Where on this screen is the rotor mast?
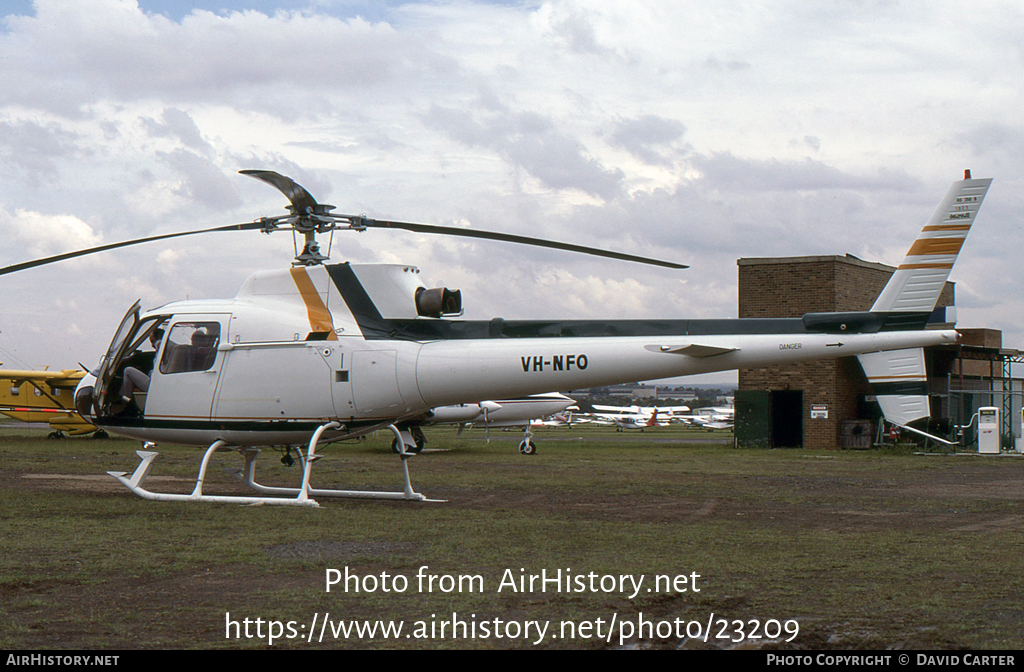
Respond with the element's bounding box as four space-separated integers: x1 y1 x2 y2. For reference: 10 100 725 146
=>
240 169 338 266
289 202 337 266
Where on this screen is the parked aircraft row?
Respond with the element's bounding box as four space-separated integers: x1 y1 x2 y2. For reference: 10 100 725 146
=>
584 403 734 430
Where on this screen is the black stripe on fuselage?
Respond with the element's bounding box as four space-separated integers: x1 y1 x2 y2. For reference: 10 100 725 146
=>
326 264 932 341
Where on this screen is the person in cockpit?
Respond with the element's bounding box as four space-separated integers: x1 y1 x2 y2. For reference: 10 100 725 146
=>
119 328 164 404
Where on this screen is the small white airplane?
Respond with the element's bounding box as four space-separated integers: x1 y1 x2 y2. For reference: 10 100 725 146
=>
613 409 665 431
424 392 576 454
586 405 667 430
684 413 733 430
678 406 734 430
593 403 691 416
530 409 583 427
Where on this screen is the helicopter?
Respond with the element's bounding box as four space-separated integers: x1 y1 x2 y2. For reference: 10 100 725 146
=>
0 169 991 506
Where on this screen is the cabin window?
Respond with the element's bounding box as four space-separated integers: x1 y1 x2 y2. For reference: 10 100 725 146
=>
159 322 221 374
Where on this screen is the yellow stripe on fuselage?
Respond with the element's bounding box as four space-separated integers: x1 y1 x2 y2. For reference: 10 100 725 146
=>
289 268 339 340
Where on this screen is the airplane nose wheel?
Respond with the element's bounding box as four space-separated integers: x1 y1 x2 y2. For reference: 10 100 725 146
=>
518 424 537 455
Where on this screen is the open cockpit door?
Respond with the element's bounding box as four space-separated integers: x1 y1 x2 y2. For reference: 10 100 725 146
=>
94 300 141 416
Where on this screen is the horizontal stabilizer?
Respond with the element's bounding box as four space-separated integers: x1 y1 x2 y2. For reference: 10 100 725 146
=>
646 344 739 358
858 348 929 425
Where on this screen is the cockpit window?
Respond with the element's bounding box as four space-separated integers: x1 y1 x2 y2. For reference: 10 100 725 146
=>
159 322 221 374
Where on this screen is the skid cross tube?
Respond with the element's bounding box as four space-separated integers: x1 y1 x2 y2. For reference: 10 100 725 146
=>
107 423 337 506
108 422 443 504
108 440 316 506
232 424 443 502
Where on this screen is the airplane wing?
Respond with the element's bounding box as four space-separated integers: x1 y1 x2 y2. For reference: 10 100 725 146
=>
592 404 642 414
589 411 634 420
652 405 691 413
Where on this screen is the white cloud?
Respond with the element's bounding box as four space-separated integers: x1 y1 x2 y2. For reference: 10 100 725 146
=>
0 0 1021 370
0 206 103 259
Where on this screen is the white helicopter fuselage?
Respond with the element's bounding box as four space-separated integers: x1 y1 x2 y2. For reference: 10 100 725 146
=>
77 260 954 449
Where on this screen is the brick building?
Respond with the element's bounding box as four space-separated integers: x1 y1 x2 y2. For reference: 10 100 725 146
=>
735 254 954 450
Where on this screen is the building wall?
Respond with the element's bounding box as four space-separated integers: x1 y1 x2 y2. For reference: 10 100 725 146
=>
956 329 1003 378
737 255 953 449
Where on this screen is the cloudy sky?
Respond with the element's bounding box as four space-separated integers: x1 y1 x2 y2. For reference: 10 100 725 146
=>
0 0 1022 386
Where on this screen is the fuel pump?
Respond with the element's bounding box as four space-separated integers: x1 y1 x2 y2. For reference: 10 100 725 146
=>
977 406 1000 454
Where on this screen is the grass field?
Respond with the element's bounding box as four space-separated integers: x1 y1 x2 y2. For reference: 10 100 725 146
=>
1 422 1022 650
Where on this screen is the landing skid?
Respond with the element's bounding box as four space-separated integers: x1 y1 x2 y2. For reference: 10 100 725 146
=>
107 423 444 506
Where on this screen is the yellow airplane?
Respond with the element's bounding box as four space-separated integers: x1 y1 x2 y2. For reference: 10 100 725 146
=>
0 366 101 438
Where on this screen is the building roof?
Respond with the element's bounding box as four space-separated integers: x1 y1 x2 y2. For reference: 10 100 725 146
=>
737 253 895 274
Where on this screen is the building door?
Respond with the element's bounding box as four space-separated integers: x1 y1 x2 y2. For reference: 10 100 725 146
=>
735 390 771 449
771 390 804 448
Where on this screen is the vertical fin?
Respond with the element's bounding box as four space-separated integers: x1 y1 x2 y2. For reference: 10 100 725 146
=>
871 174 991 313
861 173 990 427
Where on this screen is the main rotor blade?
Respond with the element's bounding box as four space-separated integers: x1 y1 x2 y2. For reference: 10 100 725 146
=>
360 219 688 269
240 169 319 213
0 221 266 277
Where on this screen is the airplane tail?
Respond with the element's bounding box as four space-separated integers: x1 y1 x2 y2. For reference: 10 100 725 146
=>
859 171 991 427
